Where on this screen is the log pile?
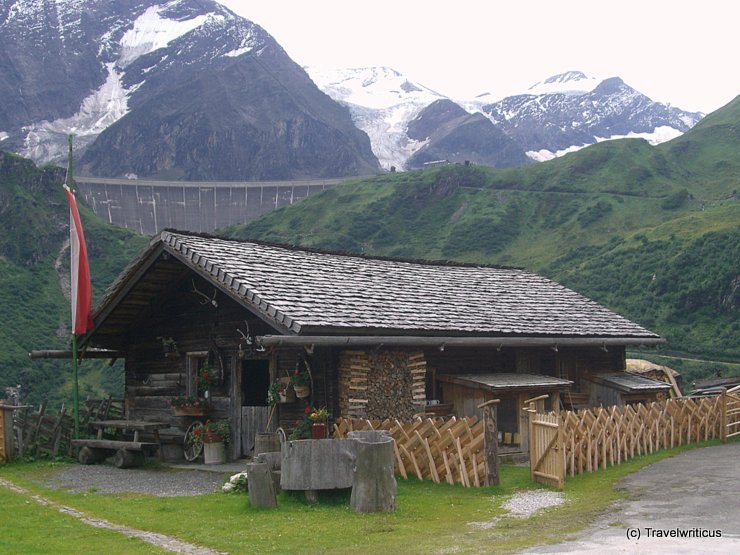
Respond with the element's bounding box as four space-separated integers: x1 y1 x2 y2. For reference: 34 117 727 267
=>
338 350 427 420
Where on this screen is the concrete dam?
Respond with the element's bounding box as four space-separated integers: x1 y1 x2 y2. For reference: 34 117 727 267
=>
74 176 344 236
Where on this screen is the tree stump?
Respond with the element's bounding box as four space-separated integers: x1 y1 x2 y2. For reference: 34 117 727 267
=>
78 446 108 465
247 462 277 508
112 448 144 469
347 431 396 513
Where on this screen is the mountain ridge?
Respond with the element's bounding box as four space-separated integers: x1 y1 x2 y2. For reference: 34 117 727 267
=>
0 0 380 179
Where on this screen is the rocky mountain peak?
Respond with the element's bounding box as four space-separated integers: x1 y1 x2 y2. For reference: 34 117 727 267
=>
0 0 380 179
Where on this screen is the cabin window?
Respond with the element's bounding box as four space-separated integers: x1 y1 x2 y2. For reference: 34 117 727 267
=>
186 352 209 397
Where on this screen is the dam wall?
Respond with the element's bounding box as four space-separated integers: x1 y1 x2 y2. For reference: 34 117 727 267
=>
74 176 342 236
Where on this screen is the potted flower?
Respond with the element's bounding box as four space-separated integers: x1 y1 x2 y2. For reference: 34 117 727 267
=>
308 406 330 439
190 419 230 464
267 378 295 404
195 365 218 397
291 367 310 399
288 412 313 440
168 396 212 416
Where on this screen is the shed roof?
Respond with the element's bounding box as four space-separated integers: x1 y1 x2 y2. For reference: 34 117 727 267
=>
437 373 573 392
89 231 661 343
592 373 673 393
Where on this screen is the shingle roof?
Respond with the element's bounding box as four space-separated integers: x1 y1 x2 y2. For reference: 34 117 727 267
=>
158 231 659 339
595 373 673 392
437 373 573 391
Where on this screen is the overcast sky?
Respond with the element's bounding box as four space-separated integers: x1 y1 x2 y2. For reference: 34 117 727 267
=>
220 0 739 114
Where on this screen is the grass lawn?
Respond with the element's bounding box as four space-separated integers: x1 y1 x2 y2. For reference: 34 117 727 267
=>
0 441 720 554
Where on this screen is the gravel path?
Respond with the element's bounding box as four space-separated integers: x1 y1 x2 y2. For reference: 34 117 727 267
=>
468 490 565 530
41 464 231 497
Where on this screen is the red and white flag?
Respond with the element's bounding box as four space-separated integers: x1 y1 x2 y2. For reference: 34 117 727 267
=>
64 185 94 335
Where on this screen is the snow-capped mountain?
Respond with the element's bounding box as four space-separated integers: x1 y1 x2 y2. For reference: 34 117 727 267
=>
477 73 704 161
0 0 379 179
310 67 703 169
308 66 445 170
525 70 600 96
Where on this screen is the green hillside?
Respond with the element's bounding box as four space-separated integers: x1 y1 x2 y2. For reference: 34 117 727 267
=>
2 97 738 405
0 151 149 406
230 97 740 369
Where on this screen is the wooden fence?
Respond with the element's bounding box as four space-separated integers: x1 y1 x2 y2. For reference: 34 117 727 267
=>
0 398 123 461
528 391 740 489
334 416 487 487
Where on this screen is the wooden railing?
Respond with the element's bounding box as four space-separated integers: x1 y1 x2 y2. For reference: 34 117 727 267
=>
0 397 123 462
334 416 486 487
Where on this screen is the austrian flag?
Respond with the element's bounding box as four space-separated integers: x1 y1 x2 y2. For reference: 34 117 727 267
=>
64 185 94 335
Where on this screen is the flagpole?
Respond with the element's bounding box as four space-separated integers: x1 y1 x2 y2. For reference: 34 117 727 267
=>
66 135 81 440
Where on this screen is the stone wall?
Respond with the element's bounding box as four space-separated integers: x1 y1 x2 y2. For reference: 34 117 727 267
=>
338 349 426 419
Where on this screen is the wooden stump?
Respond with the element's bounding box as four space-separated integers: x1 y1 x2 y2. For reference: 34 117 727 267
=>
78 446 108 465
347 431 396 513
247 462 277 508
256 451 282 491
112 449 145 469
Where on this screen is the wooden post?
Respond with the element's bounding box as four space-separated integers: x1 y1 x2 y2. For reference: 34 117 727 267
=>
477 399 500 487
247 462 278 508
720 390 728 443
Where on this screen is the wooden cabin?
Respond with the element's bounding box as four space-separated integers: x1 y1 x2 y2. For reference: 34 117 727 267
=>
81 231 666 460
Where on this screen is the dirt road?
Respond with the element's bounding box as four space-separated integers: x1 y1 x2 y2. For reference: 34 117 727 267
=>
524 442 740 554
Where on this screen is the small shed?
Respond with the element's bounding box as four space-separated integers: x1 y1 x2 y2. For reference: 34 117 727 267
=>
436 373 572 451
586 373 672 406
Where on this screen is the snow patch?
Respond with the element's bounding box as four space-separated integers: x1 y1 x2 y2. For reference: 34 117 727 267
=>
21 63 135 163
527 71 601 96
527 125 684 162
0 132 8 142
223 46 252 57
526 144 589 162
118 5 212 67
594 125 683 145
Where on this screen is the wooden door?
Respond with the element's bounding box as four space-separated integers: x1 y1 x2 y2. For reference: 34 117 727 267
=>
240 359 272 456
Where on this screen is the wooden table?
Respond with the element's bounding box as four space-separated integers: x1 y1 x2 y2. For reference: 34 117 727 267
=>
72 420 168 468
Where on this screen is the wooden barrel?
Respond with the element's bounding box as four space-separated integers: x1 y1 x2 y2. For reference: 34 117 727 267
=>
254 432 281 455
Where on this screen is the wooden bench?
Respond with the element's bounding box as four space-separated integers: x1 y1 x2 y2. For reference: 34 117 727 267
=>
72 438 159 468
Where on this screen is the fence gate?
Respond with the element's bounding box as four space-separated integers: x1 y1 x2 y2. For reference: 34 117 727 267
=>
725 386 740 440
529 411 564 489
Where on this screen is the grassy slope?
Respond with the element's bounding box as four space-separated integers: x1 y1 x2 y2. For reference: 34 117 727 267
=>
231 97 740 365
0 151 149 406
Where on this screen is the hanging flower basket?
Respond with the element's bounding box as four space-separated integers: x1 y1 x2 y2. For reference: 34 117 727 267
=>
293 384 310 399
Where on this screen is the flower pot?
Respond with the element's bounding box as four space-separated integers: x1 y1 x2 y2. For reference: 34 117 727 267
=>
311 422 327 439
174 406 207 416
293 384 310 399
203 440 225 464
